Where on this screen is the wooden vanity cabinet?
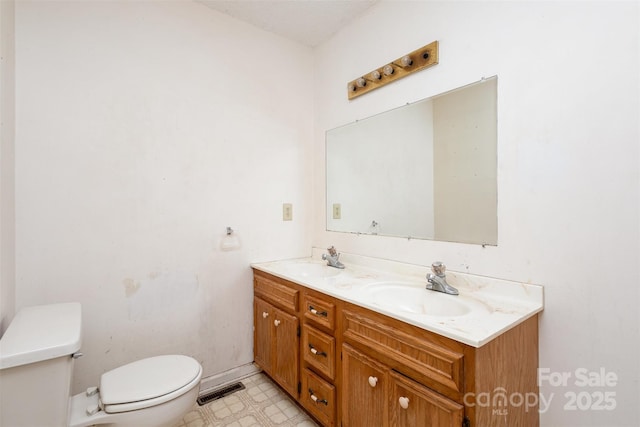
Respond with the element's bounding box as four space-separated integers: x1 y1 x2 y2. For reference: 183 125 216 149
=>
253 269 540 427
253 297 299 397
342 339 463 427
254 271 339 426
253 275 300 398
340 302 539 427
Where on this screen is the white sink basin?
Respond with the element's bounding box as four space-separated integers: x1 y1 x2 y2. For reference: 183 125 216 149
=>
365 282 475 317
284 263 343 279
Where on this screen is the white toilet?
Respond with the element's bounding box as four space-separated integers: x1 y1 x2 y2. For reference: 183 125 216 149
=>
0 302 202 427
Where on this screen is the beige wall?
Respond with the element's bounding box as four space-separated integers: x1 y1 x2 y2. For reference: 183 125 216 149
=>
313 2 639 426
14 0 314 393
0 0 16 335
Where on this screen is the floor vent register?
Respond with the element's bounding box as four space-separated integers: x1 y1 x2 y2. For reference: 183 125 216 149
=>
196 382 246 406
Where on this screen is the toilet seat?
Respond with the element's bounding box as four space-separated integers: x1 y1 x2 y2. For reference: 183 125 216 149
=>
99 355 202 414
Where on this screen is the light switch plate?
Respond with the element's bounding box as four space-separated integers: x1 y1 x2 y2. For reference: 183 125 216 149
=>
332 203 341 219
283 203 293 221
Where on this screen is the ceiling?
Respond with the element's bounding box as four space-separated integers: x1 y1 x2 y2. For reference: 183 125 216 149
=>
196 0 379 47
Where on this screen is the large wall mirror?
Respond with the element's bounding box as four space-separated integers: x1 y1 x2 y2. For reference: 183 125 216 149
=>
326 76 497 246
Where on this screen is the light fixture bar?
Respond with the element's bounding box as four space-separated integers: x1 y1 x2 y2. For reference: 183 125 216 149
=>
347 40 439 100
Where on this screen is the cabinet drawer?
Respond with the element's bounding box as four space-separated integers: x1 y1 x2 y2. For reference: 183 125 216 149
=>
303 294 336 330
342 309 464 398
301 368 336 427
254 274 299 313
302 325 336 380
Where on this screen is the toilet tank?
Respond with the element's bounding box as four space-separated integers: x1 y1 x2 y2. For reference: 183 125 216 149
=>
0 302 82 427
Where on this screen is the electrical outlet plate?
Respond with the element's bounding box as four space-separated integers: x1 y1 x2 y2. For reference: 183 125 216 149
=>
283 203 293 221
332 203 341 219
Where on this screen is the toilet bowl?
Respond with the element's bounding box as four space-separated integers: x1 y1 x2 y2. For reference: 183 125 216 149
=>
69 354 202 427
0 303 202 427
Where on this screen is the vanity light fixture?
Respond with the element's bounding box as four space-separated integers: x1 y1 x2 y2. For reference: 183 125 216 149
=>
347 40 439 100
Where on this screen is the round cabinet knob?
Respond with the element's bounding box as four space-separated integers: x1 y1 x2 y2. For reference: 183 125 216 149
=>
399 396 410 409
274 319 281 327
262 312 269 319
368 376 378 387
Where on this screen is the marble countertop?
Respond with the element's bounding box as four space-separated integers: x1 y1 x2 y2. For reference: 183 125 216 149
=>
251 249 543 348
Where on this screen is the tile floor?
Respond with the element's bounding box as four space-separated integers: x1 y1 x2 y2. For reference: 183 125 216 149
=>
175 373 319 427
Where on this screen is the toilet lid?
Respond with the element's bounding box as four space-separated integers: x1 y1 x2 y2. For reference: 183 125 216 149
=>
100 355 201 410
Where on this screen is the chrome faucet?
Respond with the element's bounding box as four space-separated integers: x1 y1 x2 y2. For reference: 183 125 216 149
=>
426 262 458 295
322 246 345 269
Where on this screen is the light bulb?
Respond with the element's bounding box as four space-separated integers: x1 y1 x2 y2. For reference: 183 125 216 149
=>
348 82 356 92
400 55 413 67
370 70 381 80
356 77 366 88
383 64 394 76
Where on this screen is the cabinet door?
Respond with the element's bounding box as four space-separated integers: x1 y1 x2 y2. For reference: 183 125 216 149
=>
272 306 299 397
342 344 388 427
389 370 463 427
254 298 272 373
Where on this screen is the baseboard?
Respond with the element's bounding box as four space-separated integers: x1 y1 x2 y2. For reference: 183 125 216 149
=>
198 362 262 395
